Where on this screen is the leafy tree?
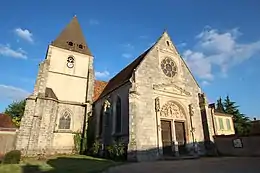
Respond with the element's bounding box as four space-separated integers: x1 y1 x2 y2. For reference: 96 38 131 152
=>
223 96 251 135
216 97 225 113
4 100 26 127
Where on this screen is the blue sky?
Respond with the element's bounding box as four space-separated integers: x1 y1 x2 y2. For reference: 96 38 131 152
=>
0 0 260 119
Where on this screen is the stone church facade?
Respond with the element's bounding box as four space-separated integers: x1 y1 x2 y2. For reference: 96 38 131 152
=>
16 17 232 161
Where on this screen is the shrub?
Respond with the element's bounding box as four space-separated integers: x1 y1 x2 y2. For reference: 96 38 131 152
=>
91 140 101 156
106 140 126 161
2 150 21 164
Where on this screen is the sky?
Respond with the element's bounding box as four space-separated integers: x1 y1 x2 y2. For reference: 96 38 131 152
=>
0 0 260 119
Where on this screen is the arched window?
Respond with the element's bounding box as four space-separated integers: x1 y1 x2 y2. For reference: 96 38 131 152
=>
115 96 122 133
59 111 71 129
99 106 104 136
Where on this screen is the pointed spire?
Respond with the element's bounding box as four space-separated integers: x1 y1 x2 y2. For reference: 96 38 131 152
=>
51 16 92 56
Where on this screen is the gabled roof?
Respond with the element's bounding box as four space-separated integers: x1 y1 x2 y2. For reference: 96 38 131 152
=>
98 47 152 99
51 16 92 56
93 80 108 102
0 113 17 129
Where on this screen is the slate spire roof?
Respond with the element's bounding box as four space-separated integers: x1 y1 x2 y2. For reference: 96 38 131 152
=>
51 16 92 56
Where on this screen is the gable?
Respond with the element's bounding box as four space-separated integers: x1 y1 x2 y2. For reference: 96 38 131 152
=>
155 31 200 88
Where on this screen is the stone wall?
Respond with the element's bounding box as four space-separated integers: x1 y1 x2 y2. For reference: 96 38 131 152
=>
0 131 17 155
214 135 260 156
93 82 131 146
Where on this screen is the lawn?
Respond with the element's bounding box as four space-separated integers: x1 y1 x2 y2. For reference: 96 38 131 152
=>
0 154 122 173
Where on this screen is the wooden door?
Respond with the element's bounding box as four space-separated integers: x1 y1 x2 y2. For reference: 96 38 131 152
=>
175 121 187 155
161 120 173 156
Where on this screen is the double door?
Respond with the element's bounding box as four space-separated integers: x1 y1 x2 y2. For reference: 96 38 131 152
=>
161 120 186 156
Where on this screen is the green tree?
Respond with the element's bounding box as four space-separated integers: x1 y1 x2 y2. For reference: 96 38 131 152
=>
4 100 26 127
216 97 225 113
223 96 251 135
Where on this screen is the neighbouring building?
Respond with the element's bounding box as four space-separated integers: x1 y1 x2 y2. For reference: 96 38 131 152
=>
250 118 260 135
16 16 234 161
208 104 235 136
0 114 18 155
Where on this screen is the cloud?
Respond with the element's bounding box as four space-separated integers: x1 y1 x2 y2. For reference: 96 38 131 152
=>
177 42 187 47
122 53 132 59
0 84 29 101
0 44 27 59
14 28 34 43
139 35 149 39
122 43 134 50
149 42 155 47
183 26 260 81
201 80 210 86
95 70 110 78
89 19 100 25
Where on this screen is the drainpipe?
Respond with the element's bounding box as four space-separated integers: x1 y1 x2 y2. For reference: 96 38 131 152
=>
81 65 91 154
155 97 160 157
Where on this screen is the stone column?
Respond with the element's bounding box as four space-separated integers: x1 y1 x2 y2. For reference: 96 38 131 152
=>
127 91 138 161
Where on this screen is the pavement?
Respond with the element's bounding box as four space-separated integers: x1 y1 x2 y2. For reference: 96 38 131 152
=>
104 157 260 173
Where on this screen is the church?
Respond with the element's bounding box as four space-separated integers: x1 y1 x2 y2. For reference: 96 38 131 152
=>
16 17 235 161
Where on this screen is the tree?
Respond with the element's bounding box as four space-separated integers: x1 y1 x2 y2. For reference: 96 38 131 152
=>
4 100 26 127
223 96 251 135
216 97 225 113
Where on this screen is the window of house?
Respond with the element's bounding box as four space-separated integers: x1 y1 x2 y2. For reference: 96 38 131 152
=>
166 41 170 46
99 107 104 136
115 96 122 133
58 111 71 129
226 119 231 130
218 118 224 130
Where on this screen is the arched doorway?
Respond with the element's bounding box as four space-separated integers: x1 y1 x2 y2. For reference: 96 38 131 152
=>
160 101 187 156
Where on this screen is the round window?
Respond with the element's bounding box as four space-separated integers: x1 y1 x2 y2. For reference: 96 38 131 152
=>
160 57 177 77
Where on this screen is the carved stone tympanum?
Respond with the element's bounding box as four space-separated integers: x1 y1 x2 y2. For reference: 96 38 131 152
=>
160 101 185 119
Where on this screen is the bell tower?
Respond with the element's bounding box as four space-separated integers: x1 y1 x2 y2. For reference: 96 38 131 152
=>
16 16 94 155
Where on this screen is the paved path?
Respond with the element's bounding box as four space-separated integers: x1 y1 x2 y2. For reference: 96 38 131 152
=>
105 157 260 173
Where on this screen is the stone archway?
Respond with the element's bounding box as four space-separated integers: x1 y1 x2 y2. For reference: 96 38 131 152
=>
160 101 188 155
160 101 186 119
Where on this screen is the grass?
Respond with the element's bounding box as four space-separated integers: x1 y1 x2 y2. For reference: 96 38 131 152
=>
0 154 123 173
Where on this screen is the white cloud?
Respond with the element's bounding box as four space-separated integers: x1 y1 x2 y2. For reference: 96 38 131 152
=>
149 42 155 47
183 26 260 81
0 44 27 59
122 53 132 59
122 43 134 50
201 81 210 86
177 42 187 47
0 84 29 101
139 35 149 39
14 28 34 43
95 70 110 78
89 19 99 25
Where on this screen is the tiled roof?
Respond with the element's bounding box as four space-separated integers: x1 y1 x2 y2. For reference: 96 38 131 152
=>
0 113 17 129
93 80 108 102
98 47 152 99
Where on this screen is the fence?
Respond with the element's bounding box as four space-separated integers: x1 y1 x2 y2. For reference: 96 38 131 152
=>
214 134 260 156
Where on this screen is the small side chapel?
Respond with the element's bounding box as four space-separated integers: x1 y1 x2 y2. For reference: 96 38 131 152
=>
15 16 232 162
